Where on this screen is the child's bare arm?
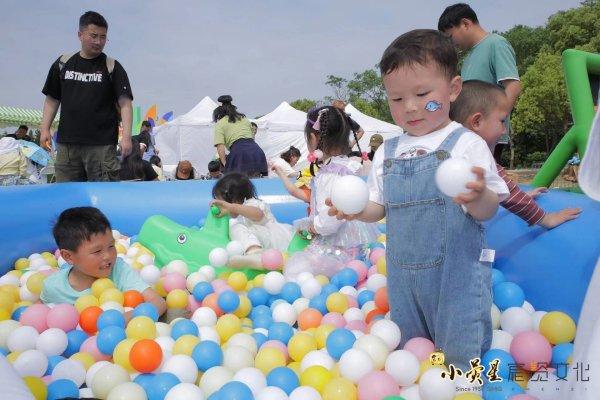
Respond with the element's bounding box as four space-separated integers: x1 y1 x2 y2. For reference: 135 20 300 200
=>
212 199 265 222
326 199 386 223
273 166 309 202
454 167 499 221
538 208 581 229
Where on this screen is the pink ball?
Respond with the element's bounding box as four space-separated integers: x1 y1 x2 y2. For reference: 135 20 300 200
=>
162 272 187 293
39 269 55 277
186 295 201 313
345 320 368 333
261 340 289 361
369 248 385 264
510 395 539 400
367 266 378 277
322 312 346 328
20 304 50 333
358 371 399 400
510 331 552 372
211 279 228 291
403 337 435 362
47 304 80 332
54 249 61 258
42 375 53 385
347 260 368 282
345 295 358 309
261 249 284 270
357 282 367 290
80 336 111 361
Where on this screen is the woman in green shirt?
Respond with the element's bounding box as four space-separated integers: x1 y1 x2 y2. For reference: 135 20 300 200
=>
213 95 268 178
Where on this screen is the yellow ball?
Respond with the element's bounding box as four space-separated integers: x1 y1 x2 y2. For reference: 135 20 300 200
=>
154 279 168 297
166 289 189 309
315 275 329 286
228 272 248 292
255 347 286 374
126 316 157 339
288 361 302 376
41 251 54 259
376 257 386 275
14 258 30 270
0 290 15 312
8 270 23 278
253 274 265 287
245 282 254 291
26 273 46 295
454 394 483 400
7 351 20 363
216 314 241 342
300 365 333 393
377 234 386 243
219 271 231 280
173 335 200 356
42 253 59 268
99 288 124 305
241 317 253 327
322 377 357 400
131 261 144 270
75 294 99 312
113 338 138 372
91 278 115 298
326 293 349 314
0 285 20 301
315 324 336 349
241 327 254 335
288 333 318 362
70 352 96 370
234 296 252 318
116 243 127 254
0 309 11 321
539 311 576 344
22 376 47 400
15 301 33 308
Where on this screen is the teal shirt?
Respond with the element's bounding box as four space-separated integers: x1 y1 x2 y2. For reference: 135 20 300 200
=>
40 257 149 304
461 33 519 144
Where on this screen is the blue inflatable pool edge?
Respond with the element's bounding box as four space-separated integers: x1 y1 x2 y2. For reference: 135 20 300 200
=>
0 180 598 322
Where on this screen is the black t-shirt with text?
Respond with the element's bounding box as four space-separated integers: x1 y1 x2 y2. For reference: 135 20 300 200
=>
42 52 133 145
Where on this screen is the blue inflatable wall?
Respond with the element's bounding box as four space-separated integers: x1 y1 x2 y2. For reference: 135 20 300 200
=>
0 181 598 322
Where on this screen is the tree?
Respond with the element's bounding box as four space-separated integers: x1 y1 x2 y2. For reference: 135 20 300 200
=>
289 98 317 112
325 75 349 102
501 25 550 75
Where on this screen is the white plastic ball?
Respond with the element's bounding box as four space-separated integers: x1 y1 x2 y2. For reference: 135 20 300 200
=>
385 350 420 386
291 298 309 315
227 333 258 356
199 265 216 281
256 386 288 400
353 334 389 370
162 354 198 383
453 374 482 395
112 230 122 240
156 322 172 337
400 384 421 400
300 278 322 299
52 358 87 387
127 247 140 258
361 300 376 315
330 175 370 215
13 349 48 377
0 274 20 286
101 301 125 313
107 382 147 400
339 286 358 297
86 361 112 388
28 252 43 261
165 383 205 400
8 325 39 352
155 336 176 353
370 319 401 351
435 157 476 197
91 364 131 399
491 304 501 330
136 254 154 266
522 300 535 314
226 241 245 256
192 307 218 328
254 328 269 336
500 306 533 336
198 327 221 344
296 272 314 285
166 260 189 276
491 329 513 352
35 327 68 356
419 367 456 400
140 265 161 285
338 348 374 383
20 270 36 286
366 274 387 292
223 345 255 372
29 259 47 269
80 388 95 398
199 366 234 396
289 386 321 400
263 271 285 295
233 367 267 396
532 311 547 332
343 307 364 322
272 302 297 326
300 349 335 371
186 271 208 292
208 248 229 268
19 285 39 302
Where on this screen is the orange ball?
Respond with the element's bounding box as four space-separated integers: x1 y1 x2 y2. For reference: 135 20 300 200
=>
202 293 224 317
365 308 386 324
298 308 323 331
129 339 163 373
374 287 389 313
123 290 145 308
79 306 103 334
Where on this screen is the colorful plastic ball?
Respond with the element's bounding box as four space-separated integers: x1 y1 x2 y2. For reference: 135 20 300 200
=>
357 371 399 400
20 303 50 333
232 367 267 396
52 358 87 387
492 268 505 286
191 307 218 328
192 282 215 302
162 354 198 384
510 331 552 372
166 289 189 309
46 303 80 332
112 338 137 372
330 175 369 214
301 365 333 393
226 240 245 257
35 327 68 356
272 302 297 326
209 248 229 268
46 354 66 375
268 321 294 345
86 362 113 391
255 347 287 374
482 349 516 379
48 379 80 400
123 290 145 308
133 302 160 322
217 290 240 313
539 311 576 344
338 348 374 383
493 282 525 311
170 319 198 340
192 340 224 371
70 351 96 370
75 294 100 313
162 273 187 293
23 376 47 400
227 271 248 292
26 272 46 295
325 293 348 314
165 382 205 400
326 328 356 360
267 366 299 395
280 282 301 304
289 386 321 400
172 334 200 356
199 366 234 397
354 334 389 370
82 335 112 362
8 325 39 352
263 271 285 295
126 316 157 339
80 306 103 335
97 309 127 330
500 307 533 336
297 308 323 331
141 265 161 285
385 349 420 386
97 326 127 355
91 278 116 298
144 372 181 400
552 342 574 366
64 329 89 357
322 377 358 400
14 257 30 270
219 381 254 400
262 249 284 270
223 345 254 372
370 319 401 351
99 288 125 305
248 287 269 307
13 349 48 377
418 367 456 399
288 332 318 362
106 382 147 400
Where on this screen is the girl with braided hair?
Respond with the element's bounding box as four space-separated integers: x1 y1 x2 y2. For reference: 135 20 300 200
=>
283 106 379 280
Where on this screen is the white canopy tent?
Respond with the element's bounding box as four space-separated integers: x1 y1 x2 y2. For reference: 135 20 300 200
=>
344 104 403 152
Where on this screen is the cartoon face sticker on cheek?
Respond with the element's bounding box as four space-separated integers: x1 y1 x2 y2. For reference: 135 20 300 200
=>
425 101 443 112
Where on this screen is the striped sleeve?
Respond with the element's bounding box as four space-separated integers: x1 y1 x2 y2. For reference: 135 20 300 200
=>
497 164 545 225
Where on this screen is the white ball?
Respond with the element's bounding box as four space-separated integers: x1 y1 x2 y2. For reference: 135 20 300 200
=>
361 300 376 316
453 374 482 395
198 326 221 344
491 329 513 352
199 366 233 396
19 285 39 302
8 325 39 352
292 298 309 314
289 386 321 400
435 157 476 197
227 333 258 356
199 265 216 281
370 319 401 351
28 252 43 261
366 274 387 292
162 354 198 383
330 175 369 215
272 302 297 326
112 230 122 240
186 271 208 292
400 384 421 400
80 388 95 398
256 386 289 400
295 272 314 285
223 345 255 372
339 286 358 297
522 300 535 314
532 311 547 332
385 350 420 386
300 278 322 299
353 334 389 370
20 270 36 286
165 383 205 400
36 327 68 356
13 349 48 377
491 304 501 330
156 322 172 337
127 247 140 258
500 306 533 336
86 361 112 388
263 271 286 295
418 367 456 400
208 248 229 268
226 240 245 256
343 308 364 322
140 265 161 285
107 382 147 400
0 273 20 286
192 307 218 328
92 364 131 399
155 336 175 353
233 367 267 396
338 348 374 383
166 260 189 276
52 358 87 388
300 350 335 371
102 301 125 313
136 254 154 266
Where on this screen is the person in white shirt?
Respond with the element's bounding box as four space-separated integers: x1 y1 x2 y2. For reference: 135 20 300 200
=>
269 146 301 178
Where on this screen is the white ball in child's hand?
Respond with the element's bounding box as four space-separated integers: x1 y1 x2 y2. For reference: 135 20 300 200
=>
209 248 229 268
330 175 369 215
434 157 477 197
226 241 245 256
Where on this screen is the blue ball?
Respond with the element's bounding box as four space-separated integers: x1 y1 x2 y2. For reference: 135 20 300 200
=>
193 282 214 302
337 268 359 287
321 284 338 297
267 367 300 394
326 328 356 360
218 290 241 313
46 355 66 375
97 309 126 330
253 314 274 330
370 241 385 249
11 306 27 321
267 295 283 307
47 379 79 400
207 391 223 400
63 329 89 357
552 342 574 366
357 290 375 307
251 304 272 318
130 235 138 243
248 287 270 306
268 322 294 345
330 275 341 289
280 282 302 303
219 381 254 400
134 373 156 392
147 373 181 400
482 380 524 400
192 340 223 372
171 319 199 340
252 332 268 348
133 302 159 322
97 326 126 355
482 349 515 380
309 294 328 314
492 268 506 286
377 224 387 234
493 282 525 311
0 348 8 356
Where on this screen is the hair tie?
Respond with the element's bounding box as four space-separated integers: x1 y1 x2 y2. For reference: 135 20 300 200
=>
313 109 328 132
307 149 324 163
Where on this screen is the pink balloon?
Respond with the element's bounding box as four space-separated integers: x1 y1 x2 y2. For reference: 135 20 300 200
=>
510 331 552 372
403 337 435 362
80 336 111 361
322 313 345 328
261 340 289 361
186 295 201 313
162 272 187 293
369 248 386 264
345 320 368 333
510 395 539 400
367 266 378 277
358 371 399 400
347 260 368 282
20 304 50 333
47 304 80 332
261 249 284 270
345 295 358 309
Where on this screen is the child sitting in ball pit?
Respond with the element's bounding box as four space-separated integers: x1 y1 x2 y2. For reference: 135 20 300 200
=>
450 80 581 229
40 207 166 320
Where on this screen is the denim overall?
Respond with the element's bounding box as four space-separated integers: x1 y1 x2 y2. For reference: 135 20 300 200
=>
383 127 492 370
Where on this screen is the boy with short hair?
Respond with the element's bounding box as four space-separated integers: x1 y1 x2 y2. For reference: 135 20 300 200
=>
329 29 509 369
450 79 581 228
41 207 166 319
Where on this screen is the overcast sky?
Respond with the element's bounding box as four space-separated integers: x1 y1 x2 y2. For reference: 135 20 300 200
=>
0 0 582 118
